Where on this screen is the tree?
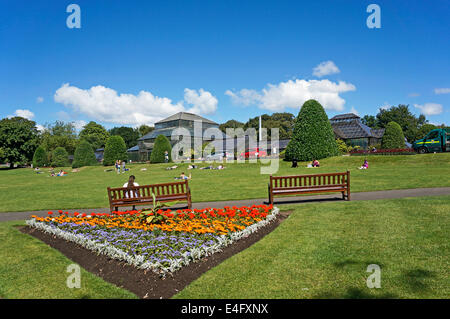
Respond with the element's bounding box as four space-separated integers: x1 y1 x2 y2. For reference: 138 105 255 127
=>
72 140 97 168
137 124 154 137
51 147 69 167
103 135 128 166
0 116 40 166
361 115 378 128
33 146 48 167
376 104 427 142
285 99 339 161
79 121 110 150
381 121 405 149
40 121 78 155
150 135 172 163
109 126 140 149
219 120 245 133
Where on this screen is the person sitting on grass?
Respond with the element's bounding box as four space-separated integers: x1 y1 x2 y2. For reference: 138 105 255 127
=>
359 159 369 170
214 164 225 170
34 167 43 174
166 165 178 170
312 159 320 167
187 164 198 169
56 170 67 176
291 159 298 168
175 172 191 180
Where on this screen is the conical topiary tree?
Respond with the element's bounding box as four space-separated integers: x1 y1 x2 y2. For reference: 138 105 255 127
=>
103 135 128 166
33 145 48 167
51 147 69 167
72 140 97 168
150 135 172 163
285 99 339 161
381 121 405 149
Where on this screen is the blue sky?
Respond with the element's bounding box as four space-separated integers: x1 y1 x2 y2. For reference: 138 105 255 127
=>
1 0 449 130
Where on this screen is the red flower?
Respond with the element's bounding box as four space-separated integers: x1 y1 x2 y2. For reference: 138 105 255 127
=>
47 212 53 215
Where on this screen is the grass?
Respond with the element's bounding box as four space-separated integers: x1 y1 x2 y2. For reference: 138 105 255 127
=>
174 196 450 299
0 220 137 299
0 153 449 212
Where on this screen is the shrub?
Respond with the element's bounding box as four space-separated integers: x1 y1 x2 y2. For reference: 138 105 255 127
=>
285 99 339 161
150 135 172 163
32 146 48 167
51 147 69 167
381 121 405 149
72 140 97 168
103 135 128 166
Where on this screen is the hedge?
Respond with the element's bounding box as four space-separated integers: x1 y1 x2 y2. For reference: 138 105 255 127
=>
103 135 128 166
72 140 97 168
32 146 48 167
285 99 339 161
381 121 405 149
150 135 172 163
51 147 69 167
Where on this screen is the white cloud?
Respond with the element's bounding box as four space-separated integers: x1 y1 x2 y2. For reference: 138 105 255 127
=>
183 88 217 115
225 79 356 111
414 103 443 116
36 124 45 132
36 97 44 103
54 84 217 126
408 92 420 97
8 109 35 120
312 61 340 77
434 88 450 94
380 102 390 110
72 120 87 131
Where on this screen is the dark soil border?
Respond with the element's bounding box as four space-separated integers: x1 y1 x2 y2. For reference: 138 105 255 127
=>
19 210 292 299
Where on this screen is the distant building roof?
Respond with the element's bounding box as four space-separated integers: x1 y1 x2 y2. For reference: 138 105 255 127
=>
155 112 218 125
127 145 139 152
371 128 386 139
330 113 360 121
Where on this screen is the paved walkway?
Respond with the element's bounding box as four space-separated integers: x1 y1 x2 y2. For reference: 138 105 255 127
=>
1 187 449 223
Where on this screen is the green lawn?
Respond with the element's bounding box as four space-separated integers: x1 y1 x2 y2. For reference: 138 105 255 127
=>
174 196 450 299
1 153 449 212
0 220 137 299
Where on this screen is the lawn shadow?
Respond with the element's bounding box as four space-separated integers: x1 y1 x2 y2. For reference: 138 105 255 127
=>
400 268 436 292
313 288 398 299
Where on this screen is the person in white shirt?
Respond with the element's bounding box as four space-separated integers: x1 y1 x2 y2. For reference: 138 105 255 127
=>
123 175 139 200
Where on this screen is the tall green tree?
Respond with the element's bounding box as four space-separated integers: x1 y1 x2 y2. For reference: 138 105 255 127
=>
79 121 110 150
103 135 128 166
285 100 339 161
40 121 78 155
109 126 140 148
361 115 378 128
51 147 69 167
381 121 405 149
150 135 172 163
376 104 427 142
72 140 97 168
33 146 48 167
416 123 437 140
0 116 40 166
137 124 154 137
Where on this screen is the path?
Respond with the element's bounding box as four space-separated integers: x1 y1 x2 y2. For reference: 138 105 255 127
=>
1 187 449 222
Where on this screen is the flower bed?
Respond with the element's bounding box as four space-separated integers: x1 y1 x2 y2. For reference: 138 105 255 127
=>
26 205 278 276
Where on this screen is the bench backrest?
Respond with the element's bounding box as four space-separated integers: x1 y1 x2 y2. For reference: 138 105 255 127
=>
270 171 349 189
107 180 190 203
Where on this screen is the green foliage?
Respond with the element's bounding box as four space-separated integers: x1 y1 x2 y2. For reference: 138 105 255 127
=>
109 126 140 149
137 124 154 137
103 135 128 166
361 115 378 128
0 116 40 165
220 113 295 140
285 100 339 161
72 140 97 168
381 121 405 149
150 135 172 163
336 138 359 154
375 104 427 143
51 147 69 167
79 121 110 150
32 146 48 167
40 121 78 155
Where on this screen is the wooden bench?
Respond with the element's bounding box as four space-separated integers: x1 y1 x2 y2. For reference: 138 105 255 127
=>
107 180 192 212
268 171 350 205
